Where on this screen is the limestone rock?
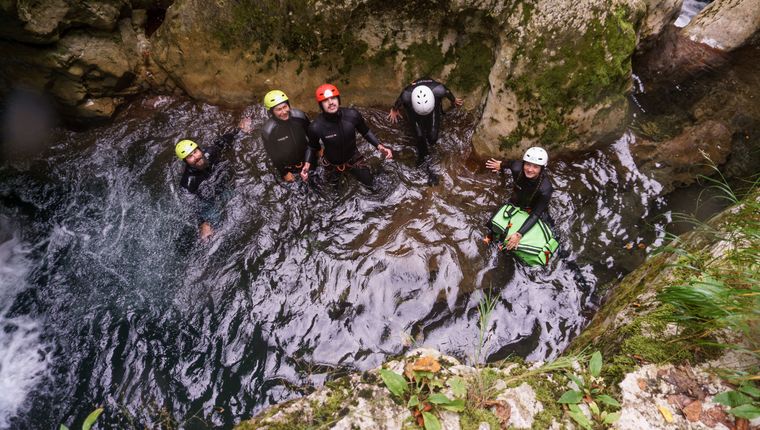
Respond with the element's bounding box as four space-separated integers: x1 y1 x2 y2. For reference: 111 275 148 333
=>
0 0 126 44
637 0 684 46
683 0 760 52
496 382 543 429
471 0 644 158
630 119 732 192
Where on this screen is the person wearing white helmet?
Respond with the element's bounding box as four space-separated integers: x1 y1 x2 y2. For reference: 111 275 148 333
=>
174 117 252 240
387 77 463 168
484 147 553 250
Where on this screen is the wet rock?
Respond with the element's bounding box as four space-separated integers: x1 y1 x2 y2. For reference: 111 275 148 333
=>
683 0 760 52
0 0 126 44
630 119 732 192
637 0 684 52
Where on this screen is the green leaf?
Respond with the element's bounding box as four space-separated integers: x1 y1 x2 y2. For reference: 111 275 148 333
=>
728 404 760 419
428 393 453 404
439 399 465 412
414 370 435 380
714 390 753 407
429 378 444 389
568 374 585 389
596 394 621 408
59 425 69 430
568 409 593 430
422 411 442 430
448 376 468 398
379 369 408 398
82 408 103 430
589 401 600 417
558 390 584 404
568 404 582 413
739 382 760 399
408 395 419 408
603 411 621 424
589 351 602 378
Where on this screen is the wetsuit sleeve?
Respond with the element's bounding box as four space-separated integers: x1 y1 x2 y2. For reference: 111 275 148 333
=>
499 159 513 175
304 123 321 162
354 111 380 148
517 181 553 236
393 85 411 110
442 84 456 103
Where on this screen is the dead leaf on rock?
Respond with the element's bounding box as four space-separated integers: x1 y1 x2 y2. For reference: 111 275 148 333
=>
638 378 649 391
404 356 441 380
658 405 674 423
665 367 706 400
735 417 749 430
484 400 511 429
682 399 702 422
411 356 441 373
667 394 692 409
700 405 730 428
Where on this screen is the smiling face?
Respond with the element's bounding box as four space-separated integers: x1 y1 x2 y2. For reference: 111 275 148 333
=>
321 96 340 114
272 102 290 121
523 161 542 179
184 148 207 170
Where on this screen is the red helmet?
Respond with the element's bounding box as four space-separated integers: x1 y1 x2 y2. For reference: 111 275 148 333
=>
315 84 340 102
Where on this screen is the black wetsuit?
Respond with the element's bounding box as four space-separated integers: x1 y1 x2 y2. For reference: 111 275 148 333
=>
179 130 238 224
498 160 553 235
305 107 380 187
393 78 457 162
261 108 316 178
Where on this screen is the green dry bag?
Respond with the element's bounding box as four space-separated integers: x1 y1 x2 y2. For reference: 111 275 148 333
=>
489 204 559 266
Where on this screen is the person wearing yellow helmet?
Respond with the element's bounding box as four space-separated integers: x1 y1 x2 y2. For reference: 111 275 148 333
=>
175 116 252 240
261 89 316 183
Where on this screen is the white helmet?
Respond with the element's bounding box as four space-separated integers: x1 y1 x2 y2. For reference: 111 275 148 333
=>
411 85 434 116
523 147 548 166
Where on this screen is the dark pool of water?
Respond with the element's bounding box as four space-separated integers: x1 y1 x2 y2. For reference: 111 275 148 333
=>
0 95 677 428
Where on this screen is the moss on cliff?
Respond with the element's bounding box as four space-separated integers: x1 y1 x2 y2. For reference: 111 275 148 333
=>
503 5 637 148
403 41 448 83
448 34 495 93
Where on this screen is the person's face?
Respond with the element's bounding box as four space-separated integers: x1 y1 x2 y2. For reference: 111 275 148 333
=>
272 102 290 121
523 161 541 179
185 148 207 170
321 96 339 114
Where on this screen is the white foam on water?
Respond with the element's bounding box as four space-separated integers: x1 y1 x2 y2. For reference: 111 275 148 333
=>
0 231 52 429
675 0 712 28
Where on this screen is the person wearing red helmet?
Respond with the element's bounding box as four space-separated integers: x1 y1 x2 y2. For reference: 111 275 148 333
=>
300 84 393 188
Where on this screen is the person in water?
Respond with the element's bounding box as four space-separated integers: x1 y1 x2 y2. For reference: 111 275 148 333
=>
175 118 251 240
300 83 393 188
260 89 317 183
387 77 463 166
484 147 553 250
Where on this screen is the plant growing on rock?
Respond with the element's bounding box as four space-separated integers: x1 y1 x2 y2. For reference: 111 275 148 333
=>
713 380 760 421
557 351 621 429
379 356 465 430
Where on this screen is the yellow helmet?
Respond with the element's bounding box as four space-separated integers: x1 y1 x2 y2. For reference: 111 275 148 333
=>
175 139 198 160
263 90 289 110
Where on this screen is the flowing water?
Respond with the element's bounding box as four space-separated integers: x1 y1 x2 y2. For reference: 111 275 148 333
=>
0 95 677 428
